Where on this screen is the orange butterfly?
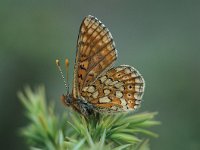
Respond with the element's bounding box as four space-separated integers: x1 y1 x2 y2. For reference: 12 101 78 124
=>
56 15 145 116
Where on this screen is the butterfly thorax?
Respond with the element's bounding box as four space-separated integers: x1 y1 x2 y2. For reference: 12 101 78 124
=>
62 94 95 116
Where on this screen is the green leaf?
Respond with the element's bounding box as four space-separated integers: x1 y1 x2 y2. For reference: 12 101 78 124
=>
117 128 158 138
110 133 141 143
73 139 85 150
112 144 131 150
18 86 160 150
136 139 150 150
99 129 106 149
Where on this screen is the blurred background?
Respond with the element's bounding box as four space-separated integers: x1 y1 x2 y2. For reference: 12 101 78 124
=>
1 0 200 149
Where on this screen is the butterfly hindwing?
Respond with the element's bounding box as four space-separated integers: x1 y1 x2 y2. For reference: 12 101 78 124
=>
81 65 145 113
73 15 117 98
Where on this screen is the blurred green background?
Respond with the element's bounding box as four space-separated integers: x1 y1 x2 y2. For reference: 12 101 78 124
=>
1 0 200 149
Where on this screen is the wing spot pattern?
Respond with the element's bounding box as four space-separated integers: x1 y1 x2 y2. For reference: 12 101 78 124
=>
100 76 107 83
135 84 144 92
88 86 95 93
124 68 131 74
109 81 118 86
82 87 88 92
134 93 142 100
104 78 112 85
99 97 111 103
92 91 99 98
114 82 124 88
135 100 141 105
135 76 144 84
120 98 127 106
119 86 125 91
104 89 110 96
116 91 123 98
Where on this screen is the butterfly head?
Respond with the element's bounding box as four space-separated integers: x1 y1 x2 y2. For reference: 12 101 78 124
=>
61 94 73 107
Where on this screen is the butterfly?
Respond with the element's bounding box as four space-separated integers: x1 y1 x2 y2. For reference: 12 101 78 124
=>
56 15 145 116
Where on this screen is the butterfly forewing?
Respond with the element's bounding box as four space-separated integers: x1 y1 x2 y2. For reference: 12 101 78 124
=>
81 65 145 112
73 15 117 99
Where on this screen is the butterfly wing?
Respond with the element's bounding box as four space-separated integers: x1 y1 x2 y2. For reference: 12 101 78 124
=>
73 15 117 99
81 65 145 112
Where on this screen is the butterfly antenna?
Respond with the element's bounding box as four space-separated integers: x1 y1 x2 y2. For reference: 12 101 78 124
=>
56 59 69 95
65 59 70 94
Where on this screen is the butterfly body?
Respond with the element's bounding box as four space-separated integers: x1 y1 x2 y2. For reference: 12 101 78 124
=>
61 15 145 116
62 94 95 116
